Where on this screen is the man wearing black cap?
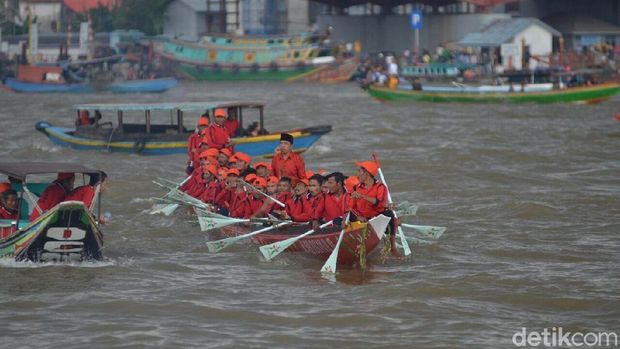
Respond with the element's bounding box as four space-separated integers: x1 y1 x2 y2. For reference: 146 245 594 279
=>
271 133 307 185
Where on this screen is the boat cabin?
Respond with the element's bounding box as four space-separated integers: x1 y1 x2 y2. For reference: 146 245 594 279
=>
72 101 267 142
0 162 106 237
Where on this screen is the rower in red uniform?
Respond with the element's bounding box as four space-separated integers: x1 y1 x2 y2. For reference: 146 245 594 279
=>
186 114 210 173
65 173 108 209
206 108 233 150
312 172 350 230
350 161 386 221
0 189 18 220
271 133 306 184
246 177 267 217
30 172 75 221
214 169 240 215
232 152 256 178
254 162 271 179
198 164 220 204
282 179 312 222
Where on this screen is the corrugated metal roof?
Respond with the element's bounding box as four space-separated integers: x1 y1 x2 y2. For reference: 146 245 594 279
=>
459 17 561 47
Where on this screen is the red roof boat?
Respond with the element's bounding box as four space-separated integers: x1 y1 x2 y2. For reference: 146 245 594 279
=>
219 216 390 266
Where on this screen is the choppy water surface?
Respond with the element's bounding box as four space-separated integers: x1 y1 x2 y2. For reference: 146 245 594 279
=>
1 82 619 348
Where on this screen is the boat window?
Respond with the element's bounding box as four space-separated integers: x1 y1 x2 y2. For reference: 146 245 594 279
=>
268 40 274 44
277 39 284 44
294 51 300 58
226 39 232 43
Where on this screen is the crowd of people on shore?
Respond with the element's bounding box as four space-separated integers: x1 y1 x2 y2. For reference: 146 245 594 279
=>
180 108 401 254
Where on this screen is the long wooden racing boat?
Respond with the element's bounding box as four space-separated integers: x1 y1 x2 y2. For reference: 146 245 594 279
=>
0 162 106 262
366 82 620 103
35 101 332 156
218 215 390 266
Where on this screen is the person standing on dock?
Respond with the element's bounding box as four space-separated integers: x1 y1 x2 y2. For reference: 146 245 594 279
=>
271 133 306 185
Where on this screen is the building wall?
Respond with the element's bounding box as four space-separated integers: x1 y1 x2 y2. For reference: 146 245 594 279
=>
164 1 203 38
505 24 553 70
287 0 309 34
19 2 62 33
317 13 509 54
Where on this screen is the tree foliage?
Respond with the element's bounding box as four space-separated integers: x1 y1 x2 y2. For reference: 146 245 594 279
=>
85 0 174 35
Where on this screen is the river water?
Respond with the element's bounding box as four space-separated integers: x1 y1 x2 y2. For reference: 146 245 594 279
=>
0 82 619 348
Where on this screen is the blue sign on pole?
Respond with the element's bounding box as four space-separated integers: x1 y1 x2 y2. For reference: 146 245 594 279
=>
410 11 422 30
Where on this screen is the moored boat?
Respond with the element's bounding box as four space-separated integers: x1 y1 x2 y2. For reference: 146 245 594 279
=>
106 77 178 93
366 82 620 103
35 101 332 156
218 216 390 266
153 33 336 81
0 162 106 262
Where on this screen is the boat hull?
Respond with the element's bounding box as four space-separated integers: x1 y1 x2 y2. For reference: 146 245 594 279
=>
35 122 331 156
219 220 385 266
107 78 178 93
0 201 104 262
176 63 317 81
367 83 620 103
5 78 95 93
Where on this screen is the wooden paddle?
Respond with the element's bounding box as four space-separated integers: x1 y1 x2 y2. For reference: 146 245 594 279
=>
259 221 333 261
206 221 293 253
320 213 351 274
400 223 446 240
372 153 412 256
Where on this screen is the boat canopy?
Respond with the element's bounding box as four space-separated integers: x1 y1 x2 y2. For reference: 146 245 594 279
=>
74 101 265 112
0 162 105 181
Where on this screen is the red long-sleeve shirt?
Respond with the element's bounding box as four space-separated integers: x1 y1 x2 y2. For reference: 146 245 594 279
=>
246 196 265 218
206 124 230 150
224 119 240 137
313 192 350 222
199 180 221 204
187 132 202 166
0 206 17 220
286 194 313 222
350 181 387 219
271 152 306 182
229 190 249 218
65 185 96 208
30 182 67 221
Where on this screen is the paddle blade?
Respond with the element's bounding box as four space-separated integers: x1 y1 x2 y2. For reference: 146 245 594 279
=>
150 203 179 216
397 227 412 256
401 224 446 240
259 221 332 261
396 204 418 217
198 216 246 231
320 230 345 273
368 214 391 241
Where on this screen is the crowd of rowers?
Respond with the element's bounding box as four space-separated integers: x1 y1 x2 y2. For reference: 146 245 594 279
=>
184 108 400 254
0 172 108 222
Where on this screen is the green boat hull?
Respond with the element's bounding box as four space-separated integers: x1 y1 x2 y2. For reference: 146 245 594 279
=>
177 64 316 81
367 83 620 103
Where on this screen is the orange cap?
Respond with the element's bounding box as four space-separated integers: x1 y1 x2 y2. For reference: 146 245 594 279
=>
254 177 267 188
345 175 360 192
244 173 257 183
226 168 240 177
254 162 271 170
305 171 314 178
219 148 233 158
267 176 279 184
197 117 209 127
0 182 10 193
228 155 238 163
297 178 309 186
355 161 378 177
234 152 251 164
202 164 219 176
214 108 227 118
200 148 219 159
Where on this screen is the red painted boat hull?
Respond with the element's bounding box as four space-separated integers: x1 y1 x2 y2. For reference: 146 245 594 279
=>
220 221 382 266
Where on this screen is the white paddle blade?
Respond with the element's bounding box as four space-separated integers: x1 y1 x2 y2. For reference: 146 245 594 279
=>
198 216 247 231
396 204 418 217
150 203 179 215
320 230 345 274
368 214 391 241
401 224 446 240
259 221 333 261
397 227 412 256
